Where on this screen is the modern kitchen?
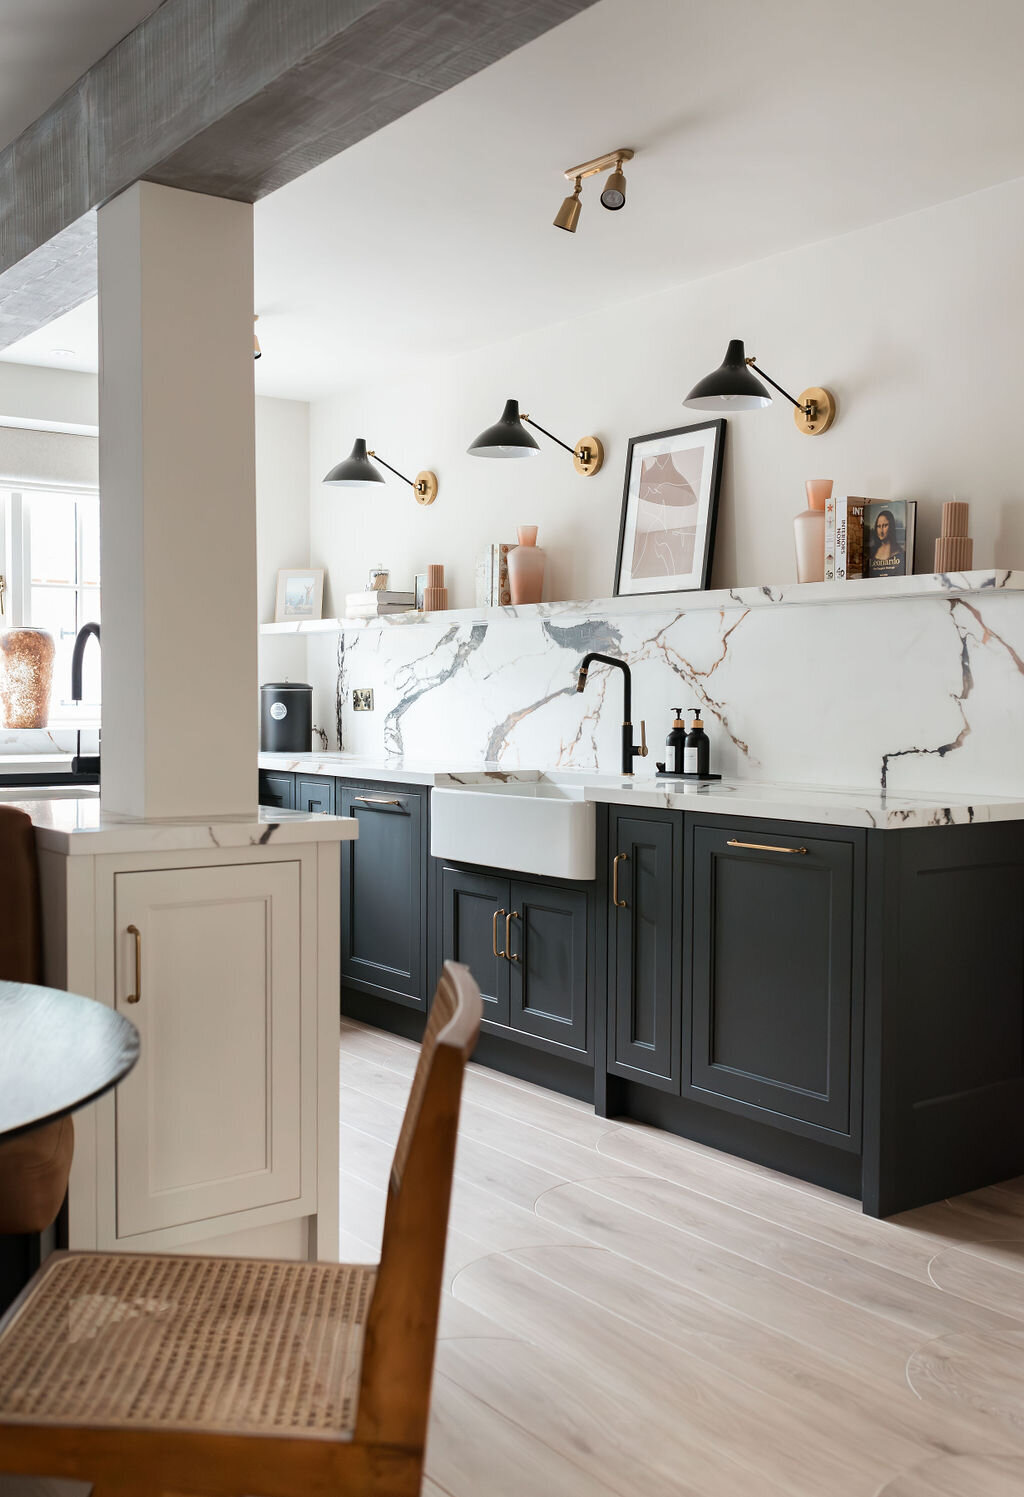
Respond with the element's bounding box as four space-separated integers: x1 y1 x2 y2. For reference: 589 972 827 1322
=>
3 3 1024 1494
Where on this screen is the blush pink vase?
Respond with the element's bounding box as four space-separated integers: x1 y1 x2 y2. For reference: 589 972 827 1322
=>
794 479 832 583
507 526 546 605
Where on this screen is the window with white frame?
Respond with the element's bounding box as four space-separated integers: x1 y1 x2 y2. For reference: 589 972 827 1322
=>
0 486 101 721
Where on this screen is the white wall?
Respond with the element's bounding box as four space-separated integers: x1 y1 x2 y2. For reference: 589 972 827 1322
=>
0 364 98 430
256 394 310 688
309 175 1024 612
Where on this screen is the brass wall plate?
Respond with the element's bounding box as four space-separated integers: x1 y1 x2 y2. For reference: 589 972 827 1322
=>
352 688 374 711
574 436 604 477
414 470 438 505
795 388 837 436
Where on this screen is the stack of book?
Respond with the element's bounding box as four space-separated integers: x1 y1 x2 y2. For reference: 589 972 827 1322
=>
826 497 916 580
345 590 415 618
475 542 514 607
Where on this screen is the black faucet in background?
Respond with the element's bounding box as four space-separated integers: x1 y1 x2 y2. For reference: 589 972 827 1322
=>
576 652 647 776
70 622 101 777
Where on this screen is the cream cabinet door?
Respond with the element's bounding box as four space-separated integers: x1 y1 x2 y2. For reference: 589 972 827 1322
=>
113 862 303 1238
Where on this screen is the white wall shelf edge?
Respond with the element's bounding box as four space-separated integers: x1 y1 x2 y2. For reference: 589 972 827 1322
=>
259 569 1024 636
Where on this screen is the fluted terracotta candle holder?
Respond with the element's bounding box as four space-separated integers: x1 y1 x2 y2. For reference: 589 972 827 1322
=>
934 501 973 572
422 563 449 612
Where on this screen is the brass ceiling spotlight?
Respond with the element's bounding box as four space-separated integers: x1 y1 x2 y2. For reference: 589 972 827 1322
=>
684 339 837 436
552 148 634 233
323 438 439 505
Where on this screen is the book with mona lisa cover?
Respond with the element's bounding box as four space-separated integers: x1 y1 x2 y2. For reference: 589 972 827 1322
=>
863 500 916 578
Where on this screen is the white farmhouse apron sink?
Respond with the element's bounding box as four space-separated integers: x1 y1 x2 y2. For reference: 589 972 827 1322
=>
431 780 596 880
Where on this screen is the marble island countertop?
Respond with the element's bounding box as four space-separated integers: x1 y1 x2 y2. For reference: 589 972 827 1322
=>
259 752 1024 830
7 792 357 856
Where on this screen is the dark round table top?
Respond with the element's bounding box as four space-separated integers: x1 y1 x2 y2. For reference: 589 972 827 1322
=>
0 980 140 1140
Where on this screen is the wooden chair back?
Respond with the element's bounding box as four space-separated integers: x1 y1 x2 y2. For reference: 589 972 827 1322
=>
354 960 481 1448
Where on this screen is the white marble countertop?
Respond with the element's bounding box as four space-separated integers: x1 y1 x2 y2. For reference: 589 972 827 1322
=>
8 792 357 856
259 753 1024 830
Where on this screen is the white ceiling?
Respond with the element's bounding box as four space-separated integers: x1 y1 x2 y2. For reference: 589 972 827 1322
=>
4 0 1024 400
0 0 162 150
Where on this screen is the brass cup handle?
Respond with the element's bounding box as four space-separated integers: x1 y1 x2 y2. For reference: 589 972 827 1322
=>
125 924 142 1004
492 908 507 958
726 839 808 855
506 910 520 962
612 851 628 908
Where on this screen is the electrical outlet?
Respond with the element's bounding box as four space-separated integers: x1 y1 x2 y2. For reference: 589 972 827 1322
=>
352 688 374 711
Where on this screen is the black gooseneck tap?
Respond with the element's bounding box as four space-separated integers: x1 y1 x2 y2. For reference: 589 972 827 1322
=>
70 622 101 777
576 652 647 776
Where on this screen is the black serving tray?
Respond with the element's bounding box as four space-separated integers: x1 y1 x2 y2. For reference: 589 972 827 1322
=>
653 766 723 781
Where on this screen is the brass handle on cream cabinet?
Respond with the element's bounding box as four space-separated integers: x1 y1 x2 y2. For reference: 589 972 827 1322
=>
125 924 142 1004
726 839 808 855
492 908 507 958
612 852 628 908
506 910 520 962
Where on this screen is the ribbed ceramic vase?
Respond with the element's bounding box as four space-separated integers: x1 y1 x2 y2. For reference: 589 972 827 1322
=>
507 526 546 605
0 627 55 728
794 480 832 583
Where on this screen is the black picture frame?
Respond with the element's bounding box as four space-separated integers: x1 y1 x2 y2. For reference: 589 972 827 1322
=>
613 418 726 597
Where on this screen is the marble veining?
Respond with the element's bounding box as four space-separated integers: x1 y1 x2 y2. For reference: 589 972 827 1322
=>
306 580 1024 802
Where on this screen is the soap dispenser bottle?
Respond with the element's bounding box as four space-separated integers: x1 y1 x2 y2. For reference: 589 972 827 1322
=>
665 707 687 775
684 708 710 778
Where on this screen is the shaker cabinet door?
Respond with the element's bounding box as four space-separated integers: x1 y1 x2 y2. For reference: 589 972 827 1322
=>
339 784 426 1009
441 866 510 1028
113 862 304 1238
607 811 681 1090
508 879 588 1054
687 821 858 1142
296 775 335 815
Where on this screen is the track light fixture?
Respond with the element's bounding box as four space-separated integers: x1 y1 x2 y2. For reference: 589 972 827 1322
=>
684 339 837 436
322 438 439 505
467 398 603 477
552 148 634 233
253 315 261 360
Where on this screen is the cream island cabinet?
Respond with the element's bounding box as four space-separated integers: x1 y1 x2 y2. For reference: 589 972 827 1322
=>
19 798 356 1262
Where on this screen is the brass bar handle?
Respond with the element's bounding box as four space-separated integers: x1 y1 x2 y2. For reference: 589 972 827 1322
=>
353 795 403 807
0 574 5 617
727 839 808 855
125 924 142 1004
638 720 647 757
506 910 520 962
492 908 507 959
612 851 628 908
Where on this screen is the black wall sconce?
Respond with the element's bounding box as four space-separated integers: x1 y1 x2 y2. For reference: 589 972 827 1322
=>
684 339 837 436
467 398 603 477
322 438 438 505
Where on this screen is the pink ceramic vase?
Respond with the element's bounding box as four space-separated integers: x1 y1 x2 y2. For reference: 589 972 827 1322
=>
794 480 832 583
507 526 546 605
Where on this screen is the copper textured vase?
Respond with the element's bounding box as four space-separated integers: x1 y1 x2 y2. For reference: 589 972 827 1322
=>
507 526 546 605
0 628 56 728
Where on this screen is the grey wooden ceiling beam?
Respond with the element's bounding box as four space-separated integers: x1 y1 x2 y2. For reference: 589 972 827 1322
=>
0 0 593 349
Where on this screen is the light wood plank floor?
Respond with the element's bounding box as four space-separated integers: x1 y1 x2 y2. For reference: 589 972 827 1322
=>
340 1019 1024 1497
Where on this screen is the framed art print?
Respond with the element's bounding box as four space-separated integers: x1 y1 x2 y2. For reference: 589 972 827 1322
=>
275 568 325 622
613 419 726 596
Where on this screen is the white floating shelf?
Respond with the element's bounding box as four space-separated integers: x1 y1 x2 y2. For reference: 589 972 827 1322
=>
259 569 1024 636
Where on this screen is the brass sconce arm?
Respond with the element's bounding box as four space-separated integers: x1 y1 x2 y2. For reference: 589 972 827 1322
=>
519 415 576 457
743 358 809 414
367 450 438 506
520 415 604 477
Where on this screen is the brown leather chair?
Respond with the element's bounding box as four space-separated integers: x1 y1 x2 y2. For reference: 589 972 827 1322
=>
0 806 74 1235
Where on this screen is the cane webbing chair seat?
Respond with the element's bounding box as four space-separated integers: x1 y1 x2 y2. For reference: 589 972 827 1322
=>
0 960 482 1497
0 1252 376 1436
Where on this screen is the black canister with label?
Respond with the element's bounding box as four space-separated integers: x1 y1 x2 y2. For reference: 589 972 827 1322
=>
260 681 313 753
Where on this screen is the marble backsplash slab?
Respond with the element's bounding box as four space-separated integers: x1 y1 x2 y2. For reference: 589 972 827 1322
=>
307 588 1024 797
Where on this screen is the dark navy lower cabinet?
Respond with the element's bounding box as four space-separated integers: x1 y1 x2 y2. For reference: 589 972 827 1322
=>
606 808 682 1091
440 862 590 1059
339 782 428 1010
296 774 335 815
258 770 295 810
685 817 863 1149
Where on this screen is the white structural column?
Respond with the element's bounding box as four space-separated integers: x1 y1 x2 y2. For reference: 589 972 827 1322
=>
98 183 257 819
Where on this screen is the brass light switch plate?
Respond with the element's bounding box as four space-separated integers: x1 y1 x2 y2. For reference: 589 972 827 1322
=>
353 688 374 711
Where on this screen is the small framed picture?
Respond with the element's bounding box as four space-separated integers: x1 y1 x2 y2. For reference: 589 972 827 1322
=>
415 572 428 611
275 568 324 622
613 420 726 596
